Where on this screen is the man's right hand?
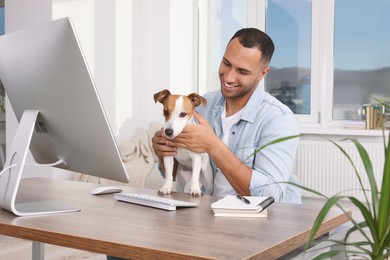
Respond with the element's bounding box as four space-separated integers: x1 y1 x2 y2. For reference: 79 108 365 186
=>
151 128 178 160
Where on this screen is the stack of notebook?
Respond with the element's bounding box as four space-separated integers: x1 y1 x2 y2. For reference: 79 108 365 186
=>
211 195 274 218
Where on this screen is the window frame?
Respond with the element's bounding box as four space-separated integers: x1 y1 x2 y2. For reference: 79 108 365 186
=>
249 0 325 126
199 0 389 136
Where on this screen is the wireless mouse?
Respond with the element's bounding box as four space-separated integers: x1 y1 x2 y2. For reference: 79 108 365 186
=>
90 186 123 195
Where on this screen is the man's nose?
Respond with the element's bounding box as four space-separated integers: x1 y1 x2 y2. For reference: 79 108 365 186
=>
223 68 236 83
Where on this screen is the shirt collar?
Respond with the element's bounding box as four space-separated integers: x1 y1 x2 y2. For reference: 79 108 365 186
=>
212 86 266 124
241 86 266 123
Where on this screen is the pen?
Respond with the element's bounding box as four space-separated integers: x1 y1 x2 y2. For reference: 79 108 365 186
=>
236 194 250 204
258 197 275 210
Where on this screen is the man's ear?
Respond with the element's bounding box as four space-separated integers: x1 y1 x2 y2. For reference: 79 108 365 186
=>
258 66 270 81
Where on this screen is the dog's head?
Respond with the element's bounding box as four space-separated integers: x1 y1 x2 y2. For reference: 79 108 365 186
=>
154 89 207 139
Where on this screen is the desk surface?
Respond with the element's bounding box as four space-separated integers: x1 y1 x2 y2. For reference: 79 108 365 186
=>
0 178 351 259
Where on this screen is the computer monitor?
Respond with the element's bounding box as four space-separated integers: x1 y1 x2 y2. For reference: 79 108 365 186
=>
0 17 129 216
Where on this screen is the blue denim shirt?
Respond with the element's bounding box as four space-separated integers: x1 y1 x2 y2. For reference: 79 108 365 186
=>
197 86 301 203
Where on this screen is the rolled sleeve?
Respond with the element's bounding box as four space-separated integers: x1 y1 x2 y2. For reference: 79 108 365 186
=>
249 113 300 202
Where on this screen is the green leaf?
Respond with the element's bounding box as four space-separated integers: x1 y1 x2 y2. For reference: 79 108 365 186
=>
311 250 346 260
370 96 390 110
307 196 344 246
350 138 379 216
325 138 372 213
277 181 328 199
326 238 372 255
310 246 373 260
347 197 378 246
249 129 390 258
381 227 390 251
343 221 371 252
245 134 300 161
378 131 390 249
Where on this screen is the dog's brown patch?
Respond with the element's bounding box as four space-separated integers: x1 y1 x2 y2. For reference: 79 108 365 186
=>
154 89 207 122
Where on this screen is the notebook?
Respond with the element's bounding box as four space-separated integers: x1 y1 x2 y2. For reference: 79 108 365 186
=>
211 195 274 218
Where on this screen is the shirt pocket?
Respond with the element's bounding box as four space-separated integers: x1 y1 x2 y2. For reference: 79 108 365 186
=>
236 146 256 167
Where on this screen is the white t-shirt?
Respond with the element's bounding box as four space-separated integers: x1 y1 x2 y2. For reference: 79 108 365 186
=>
214 106 244 195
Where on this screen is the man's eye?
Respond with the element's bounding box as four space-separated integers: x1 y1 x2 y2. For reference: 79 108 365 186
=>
223 60 230 66
179 112 187 118
238 69 249 75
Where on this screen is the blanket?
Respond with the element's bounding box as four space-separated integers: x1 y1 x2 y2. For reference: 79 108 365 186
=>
73 130 156 188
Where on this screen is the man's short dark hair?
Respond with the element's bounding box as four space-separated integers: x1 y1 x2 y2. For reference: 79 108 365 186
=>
229 28 274 66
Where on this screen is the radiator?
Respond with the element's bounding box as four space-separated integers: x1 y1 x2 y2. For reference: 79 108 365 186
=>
296 140 385 201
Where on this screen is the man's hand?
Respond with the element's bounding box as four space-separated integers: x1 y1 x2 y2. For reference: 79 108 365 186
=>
151 128 177 161
172 112 218 154
152 112 219 157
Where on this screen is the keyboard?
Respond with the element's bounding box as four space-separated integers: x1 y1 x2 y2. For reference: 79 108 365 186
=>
114 193 198 211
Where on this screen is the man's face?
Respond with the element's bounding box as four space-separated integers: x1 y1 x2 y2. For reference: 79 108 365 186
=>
218 38 269 101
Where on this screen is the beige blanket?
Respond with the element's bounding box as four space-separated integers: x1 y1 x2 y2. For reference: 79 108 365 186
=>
73 131 156 188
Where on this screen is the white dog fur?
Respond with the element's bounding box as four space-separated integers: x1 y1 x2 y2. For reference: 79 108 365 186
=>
153 89 213 196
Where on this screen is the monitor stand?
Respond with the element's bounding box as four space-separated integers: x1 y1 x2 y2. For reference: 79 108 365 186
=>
0 110 80 216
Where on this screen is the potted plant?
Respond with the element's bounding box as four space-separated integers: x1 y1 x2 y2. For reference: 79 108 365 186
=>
250 103 390 259
302 104 390 259
299 133 389 259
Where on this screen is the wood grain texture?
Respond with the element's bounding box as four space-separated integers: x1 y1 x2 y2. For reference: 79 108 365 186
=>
0 178 351 259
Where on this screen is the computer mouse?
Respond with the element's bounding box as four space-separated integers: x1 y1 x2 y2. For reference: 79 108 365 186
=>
90 186 123 195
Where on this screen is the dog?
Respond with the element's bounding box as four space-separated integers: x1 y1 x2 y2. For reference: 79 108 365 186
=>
153 89 213 197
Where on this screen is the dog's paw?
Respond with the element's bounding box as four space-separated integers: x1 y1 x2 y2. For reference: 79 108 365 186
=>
189 186 203 197
158 184 172 195
190 191 203 197
189 181 203 197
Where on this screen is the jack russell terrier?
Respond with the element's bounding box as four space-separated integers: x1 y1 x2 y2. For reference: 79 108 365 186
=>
153 89 213 197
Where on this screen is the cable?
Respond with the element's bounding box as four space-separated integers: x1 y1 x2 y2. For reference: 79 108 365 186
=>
25 157 66 167
0 158 65 177
0 163 17 177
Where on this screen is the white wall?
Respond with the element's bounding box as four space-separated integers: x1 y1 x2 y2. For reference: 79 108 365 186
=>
5 0 198 178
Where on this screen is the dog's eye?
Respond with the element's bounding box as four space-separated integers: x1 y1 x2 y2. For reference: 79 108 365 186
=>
179 112 187 118
163 109 169 117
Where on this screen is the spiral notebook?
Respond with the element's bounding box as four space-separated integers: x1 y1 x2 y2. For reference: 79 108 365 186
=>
211 195 274 218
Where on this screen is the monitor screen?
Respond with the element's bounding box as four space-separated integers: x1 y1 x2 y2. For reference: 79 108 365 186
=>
0 17 129 216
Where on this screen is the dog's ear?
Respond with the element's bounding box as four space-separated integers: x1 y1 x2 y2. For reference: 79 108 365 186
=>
153 89 171 103
188 93 207 107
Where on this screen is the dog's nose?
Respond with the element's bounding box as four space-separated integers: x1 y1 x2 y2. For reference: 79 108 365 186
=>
165 128 174 137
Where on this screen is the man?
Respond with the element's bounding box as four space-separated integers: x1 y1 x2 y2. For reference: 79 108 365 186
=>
152 28 301 203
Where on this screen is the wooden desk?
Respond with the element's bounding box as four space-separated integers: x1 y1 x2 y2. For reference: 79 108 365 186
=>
0 178 351 259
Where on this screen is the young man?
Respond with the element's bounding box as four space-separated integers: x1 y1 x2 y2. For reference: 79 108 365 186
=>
152 28 301 203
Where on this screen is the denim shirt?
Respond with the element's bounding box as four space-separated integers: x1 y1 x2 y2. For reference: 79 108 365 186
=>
197 86 301 203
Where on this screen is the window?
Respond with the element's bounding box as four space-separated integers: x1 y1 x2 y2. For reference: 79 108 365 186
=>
200 0 390 130
333 0 390 121
265 0 312 116
200 0 249 93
